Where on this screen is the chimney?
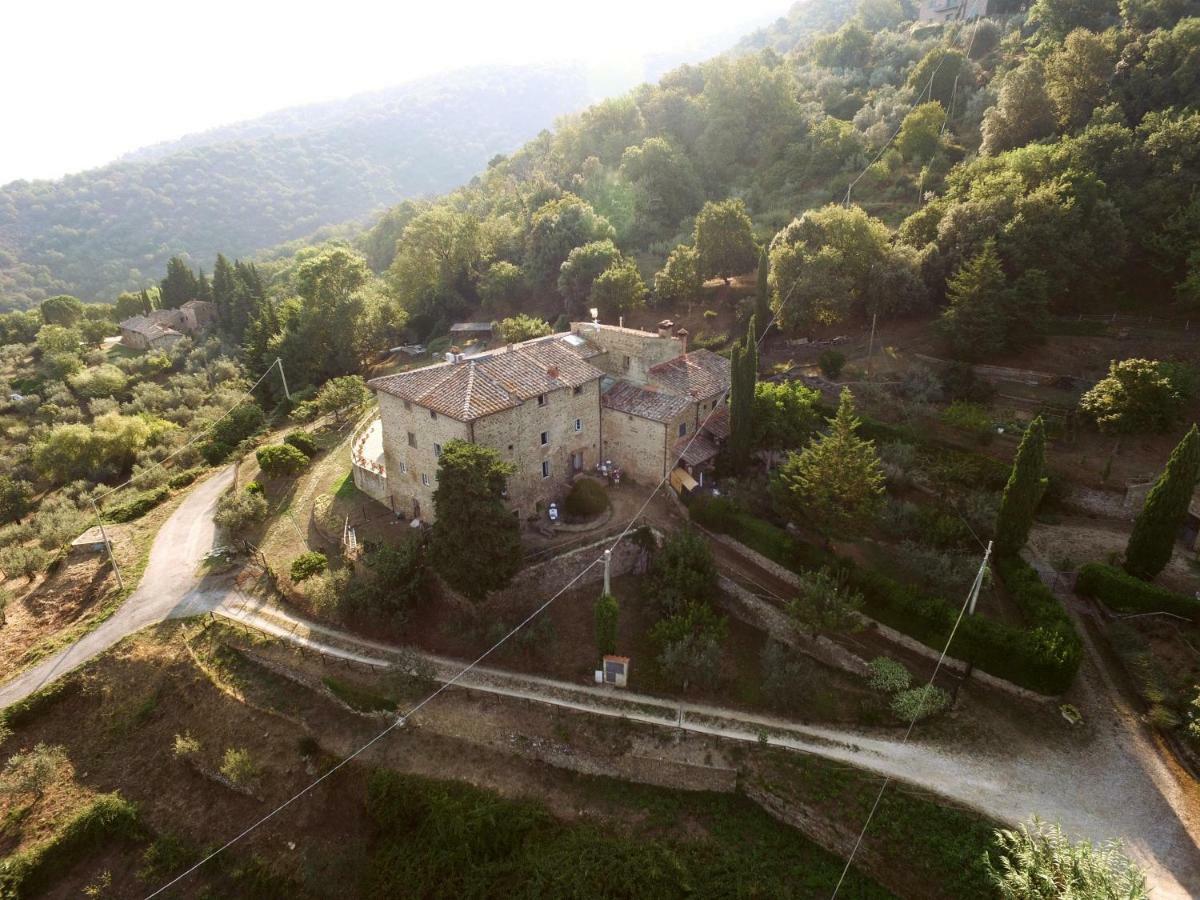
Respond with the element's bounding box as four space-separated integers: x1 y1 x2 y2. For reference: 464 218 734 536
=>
618 316 623 329
657 319 674 338
547 365 559 379
675 328 689 353
506 342 514 353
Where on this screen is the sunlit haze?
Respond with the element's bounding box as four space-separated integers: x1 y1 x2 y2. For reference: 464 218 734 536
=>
1 0 788 185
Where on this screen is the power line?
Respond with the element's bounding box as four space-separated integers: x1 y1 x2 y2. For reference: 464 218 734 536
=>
147 265 812 898
829 539 993 900
94 358 286 503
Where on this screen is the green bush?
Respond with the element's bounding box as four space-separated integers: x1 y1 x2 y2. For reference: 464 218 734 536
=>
167 468 202 490
563 478 608 517
245 481 264 495
284 430 318 458
256 443 309 478
290 551 328 582
891 685 950 722
1077 563 1200 618
940 401 993 443
595 593 619 658
103 486 169 523
818 349 846 379
866 656 911 693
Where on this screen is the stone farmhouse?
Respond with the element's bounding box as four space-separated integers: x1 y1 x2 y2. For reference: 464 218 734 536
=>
118 300 216 351
354 321 731 523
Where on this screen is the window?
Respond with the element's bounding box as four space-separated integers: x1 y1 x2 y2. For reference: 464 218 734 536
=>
621 355 631 370
433 443 442 457
421 473 430 486
678 422 687 437
407 432 417 448
541 460 550 478
540 431 548 446
403 400 412 412
396 461 407 474
573 385 583 396
537 394 546 407
574 418 582 433
429 409 438 420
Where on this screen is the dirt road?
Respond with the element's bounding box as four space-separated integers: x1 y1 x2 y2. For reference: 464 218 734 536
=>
215 592 1200 898
0 466 236 709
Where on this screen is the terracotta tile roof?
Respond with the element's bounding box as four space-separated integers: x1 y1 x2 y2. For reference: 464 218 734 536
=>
601 381 691 423
701 404 730 440
674 430 720 467
648 349 730 400
369 335 603 422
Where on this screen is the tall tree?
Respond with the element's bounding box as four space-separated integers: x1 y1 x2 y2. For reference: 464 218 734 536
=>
430 440 522 601
653 245 702 312
211 254 237 326
39 295 84 327
754 246 770 329
589 261 647 319
159 256 200 309
994 417 1048 557
773 389 884 541
939 240 1010 360
694 199 756 285
1079 359 1188 434
728 316 758 470
1124 425 1200 580
558 240 623 316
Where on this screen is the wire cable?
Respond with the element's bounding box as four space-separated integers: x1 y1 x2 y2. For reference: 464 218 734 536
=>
829 539 993 899
146 258 815 897
94 358 284 502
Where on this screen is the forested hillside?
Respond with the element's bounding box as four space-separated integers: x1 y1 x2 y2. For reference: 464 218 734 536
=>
0 65 611 309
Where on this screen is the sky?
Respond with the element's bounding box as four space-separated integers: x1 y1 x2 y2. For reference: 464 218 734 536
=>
1 0 790 185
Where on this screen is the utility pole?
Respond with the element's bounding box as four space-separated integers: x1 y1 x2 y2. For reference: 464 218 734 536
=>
90 498 124 590
275 357 291 401
952 540 993 702
603 549 612 596
866 313 878 378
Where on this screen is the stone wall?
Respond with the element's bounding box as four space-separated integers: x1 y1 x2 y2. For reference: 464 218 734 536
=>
571 322 682 385
600 408 668 485
474 380 601 519
377 391 471 521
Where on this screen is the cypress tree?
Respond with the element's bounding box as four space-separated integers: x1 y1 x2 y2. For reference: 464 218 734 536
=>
212 254 236 325
729 342 745 466
994 416 1047 557
755 246 770 330
1125 424 1200 580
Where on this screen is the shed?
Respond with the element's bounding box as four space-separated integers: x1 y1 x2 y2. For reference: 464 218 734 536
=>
71 525 112 554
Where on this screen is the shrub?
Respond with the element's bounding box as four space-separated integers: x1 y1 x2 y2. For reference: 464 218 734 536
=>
818 349 846 379
167 468 202 489
103 486 169 523
1076 563 1200 618
940 401 993 443
245 480 264 495
0 544 52 579
703 309 718 319
213 490 268 534
256 443 309 478
0 742 67 797
891 685 950 722
220 748 258 785
986 818 1148 899
172 733 200 759
290 551 328 582
284 430 318 458
760 640 809 713
564 478 608 517
866 656 911 694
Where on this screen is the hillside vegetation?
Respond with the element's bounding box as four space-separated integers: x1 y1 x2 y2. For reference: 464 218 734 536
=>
0 65 608 309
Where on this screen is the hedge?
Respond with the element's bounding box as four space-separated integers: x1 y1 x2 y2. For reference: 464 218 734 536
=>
687 496 1081 695
1077 563 1200 618
103 486 170 523
564 479 608 517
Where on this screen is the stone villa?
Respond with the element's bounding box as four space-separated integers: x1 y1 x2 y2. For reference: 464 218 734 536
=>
353 321 731 523
118 300 216 351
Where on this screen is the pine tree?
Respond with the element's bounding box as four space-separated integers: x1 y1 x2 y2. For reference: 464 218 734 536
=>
138 288 154 315
196 269 212 303
755 246 770 330
159 256 199 309
729 342 745 464
938 240 1009 361
212 254 237 325
994 416 1048 557
1124 425 1200 580
773 388 884 541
